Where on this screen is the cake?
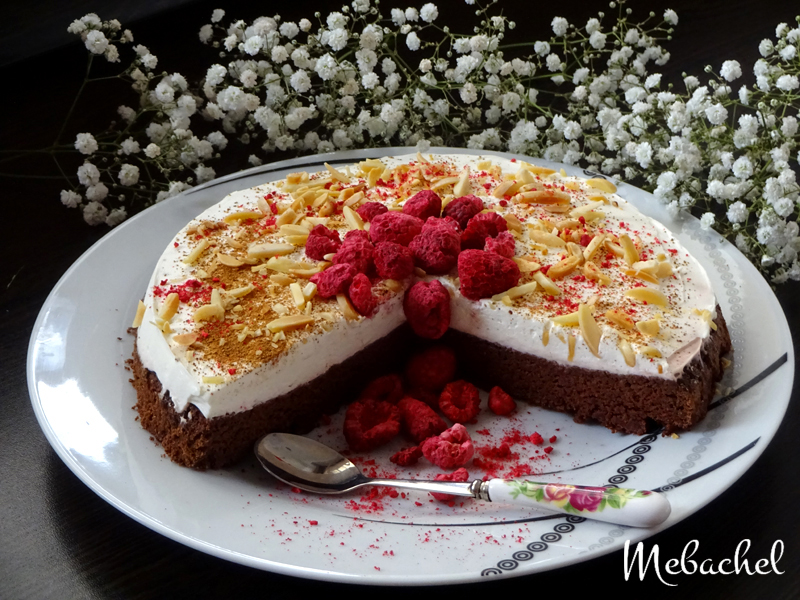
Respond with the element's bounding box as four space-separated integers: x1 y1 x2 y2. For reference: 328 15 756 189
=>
130 153 731 469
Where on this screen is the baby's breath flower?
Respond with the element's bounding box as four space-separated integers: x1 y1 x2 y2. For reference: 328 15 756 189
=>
663 9 678 26
420 3 439 23
60 189 81 208
406 31 421 51
720 60 742 81
85 30 108 55
83 201 108 226
75 133 98 155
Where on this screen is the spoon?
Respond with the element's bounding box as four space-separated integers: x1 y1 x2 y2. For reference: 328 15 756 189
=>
255 433 671 528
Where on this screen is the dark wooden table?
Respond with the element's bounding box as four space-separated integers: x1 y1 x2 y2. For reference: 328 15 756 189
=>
2 1 798 597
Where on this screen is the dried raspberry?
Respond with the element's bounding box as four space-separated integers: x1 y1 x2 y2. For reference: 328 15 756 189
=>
348 273 377 316
405 346 457 391
438 380 481 423
421 424 475 469
409 217 461 274
369 212 424 246
343 229 370 243
431 468 470 502
305 225 342 260
530 432 544 445
332 236 374 274
397 396 447 443
442 195 483 230
343 399 401 452
374 241 415 280
403 280 451 339
406 387 440 408
484 230 516 258
457 249 521 300
356 202 388 222
358 374 404 404
460 212 508 250
403 190 442 221
488 386 516 415
390 446 423 467
310 263 357 298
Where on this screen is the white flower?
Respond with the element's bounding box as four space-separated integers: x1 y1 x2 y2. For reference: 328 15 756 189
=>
288 69 311 93
635 142 653 168
759 38 774 57
405 7 419 22
585 18 601 34
67 19 86 35
140 53 158 69
118 164 140 186
362 72 379 89
420 3 438 23
75 133 98 155
85 30 108 55
406 32 421 51
705 103 728 126
779 44 797 61
155 80 175 103
315 54 338 80
738 85 750 105
144 143 161 158
85 182 109 202
60 189 81 208
391 8 406 26
534 41 550 56
299 18 312 32
280 22 299 39
119 138 139 155
326 28 348 51
731 156 753 179
545 54 562 72
105 208 127 227
563 121 582 140
198 24 213 43
699 212 715 230
720 60 742 81
195 165 216 183
589 30 607 50
104 45 119 63
776 75 800 91
327 12 347 30
551 17 569 36
663 9 678 26
459 82 478 104
782 116 798 137
644 74 662 89
83 201 108 226
727 201 748 223
211 9 225 23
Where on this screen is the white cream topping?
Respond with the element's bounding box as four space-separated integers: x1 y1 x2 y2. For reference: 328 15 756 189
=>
137 153 718 419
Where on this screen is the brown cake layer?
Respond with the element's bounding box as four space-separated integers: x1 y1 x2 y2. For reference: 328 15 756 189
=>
445 308 731 435
130 324 416 469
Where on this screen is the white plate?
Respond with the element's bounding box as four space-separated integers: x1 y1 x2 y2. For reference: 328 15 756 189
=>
28 147 794 585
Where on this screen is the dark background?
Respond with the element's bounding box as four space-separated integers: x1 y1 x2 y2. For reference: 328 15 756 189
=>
2 1 798 598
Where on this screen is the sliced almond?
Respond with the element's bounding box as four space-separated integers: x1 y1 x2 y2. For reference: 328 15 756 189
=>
217 253 245 267
325 162 350 183
182 239 209 265
567 333 577 362
384 279 404 293
285 171 309 186
551 311 579 326
342 205 365 230
210 288 224 308
280 224 311 236
586 178 617 194
636 318 661 336
158 292 180 321
605 309 635 330
604 240 625 258
492 180 516 198
656 261 674 278
491 281 538 302
336 293 360 320
453 167 472 197
289 282 306 308
227 283 255 298
583 261 612 285
619 234 639 266
285 234 309 246
223 211 262 224
547 256 580 280
623 268 660 284
533 271 562 295
619 339 636 367
624 288 669 307
640 345 663 358
528 229 566 248
579 303 601 357
514 190 571 205
269 273 294 286
257 197 272 216
173 332 199 345
521 163 556 176
132 300 146 328
583 233 606 261
266 314 314 333
247 243 296 260
514 256 541 273
193 303 224 322
503 212 523 232
692 308 718 331
542 321 551 346
275 208 297 227
202 375 225 384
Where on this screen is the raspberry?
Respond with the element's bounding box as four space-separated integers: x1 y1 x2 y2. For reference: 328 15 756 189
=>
406 386 440 408
409 217 461 274
421 424 475 469
460 212 508 250
438 380 481 423
332 236 374 274
356 202 388 222
457 249 521 300
374 241 415 280
442 195 483 230
405 346 457 391
390 445 423 466
431 468 470 502
488 386 516 415
343 229 370 243
348 273 377 315
403 190 442 221
484 230 516 258
358 374 404 403
403 280 451 339
369 211 424 246
310 263 357 298
343 399 401 452
305 225 342 260
397 396 447 443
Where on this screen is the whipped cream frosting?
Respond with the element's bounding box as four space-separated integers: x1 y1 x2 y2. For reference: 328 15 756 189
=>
136 153 718 419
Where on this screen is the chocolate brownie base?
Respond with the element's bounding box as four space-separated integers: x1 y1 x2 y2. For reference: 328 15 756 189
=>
130 324 416 470
444 308 731 435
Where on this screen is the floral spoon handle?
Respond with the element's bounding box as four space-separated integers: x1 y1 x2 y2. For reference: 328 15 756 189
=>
483 480 671 528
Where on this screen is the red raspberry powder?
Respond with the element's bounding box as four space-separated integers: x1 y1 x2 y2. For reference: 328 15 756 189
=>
390 446 423 466
457 249 521 300
402 189 442 221
368 212 424 246
442 195 484 230
374 241 415 280
409 217 461 274
403 280 451 339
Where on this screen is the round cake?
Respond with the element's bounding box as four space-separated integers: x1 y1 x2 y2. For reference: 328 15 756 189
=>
129 153 731 469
